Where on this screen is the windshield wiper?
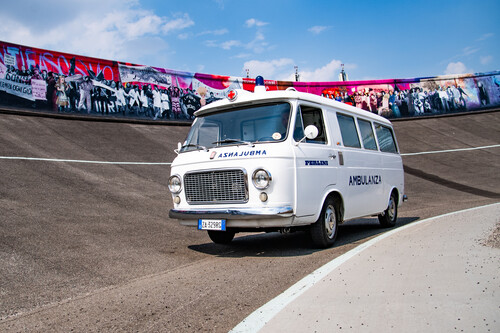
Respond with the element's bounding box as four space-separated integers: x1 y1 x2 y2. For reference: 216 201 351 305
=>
212 139 254 147
181 143 208 151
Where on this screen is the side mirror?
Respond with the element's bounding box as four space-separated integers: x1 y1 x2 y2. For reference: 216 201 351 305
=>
174 142 182 154
304 125 319 140
295 125 319 146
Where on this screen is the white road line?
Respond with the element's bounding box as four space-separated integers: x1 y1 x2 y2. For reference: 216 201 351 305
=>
401 144 500 156
0 156 171 165
1 144 498 165
229 203 500 333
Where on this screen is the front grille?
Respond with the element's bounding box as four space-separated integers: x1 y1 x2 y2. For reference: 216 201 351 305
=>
184 169 248 204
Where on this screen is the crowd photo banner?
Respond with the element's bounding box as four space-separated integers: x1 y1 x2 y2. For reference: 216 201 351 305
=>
0 40 499 122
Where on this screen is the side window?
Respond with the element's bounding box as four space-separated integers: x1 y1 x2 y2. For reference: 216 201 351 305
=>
293 109 304 141
375 124 398 153
357 119 378 150
293 105 327 144
336 113 361 148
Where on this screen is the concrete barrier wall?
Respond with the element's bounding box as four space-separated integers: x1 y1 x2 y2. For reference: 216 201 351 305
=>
1 40 499 122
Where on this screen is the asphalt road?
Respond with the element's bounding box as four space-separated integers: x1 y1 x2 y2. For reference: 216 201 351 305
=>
0 110 499 332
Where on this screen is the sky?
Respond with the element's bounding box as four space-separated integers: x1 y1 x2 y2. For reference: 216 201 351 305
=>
0 0 499 82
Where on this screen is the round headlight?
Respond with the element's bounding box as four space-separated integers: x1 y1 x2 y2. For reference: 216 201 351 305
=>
168 175 182 194
252 169 272 189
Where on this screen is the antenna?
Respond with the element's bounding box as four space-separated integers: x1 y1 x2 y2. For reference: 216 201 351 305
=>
339 64 348 81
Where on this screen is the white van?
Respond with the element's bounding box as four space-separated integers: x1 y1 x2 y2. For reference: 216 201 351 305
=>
168 77 406 248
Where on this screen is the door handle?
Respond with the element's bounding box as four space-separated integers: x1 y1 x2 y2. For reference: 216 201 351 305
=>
338 152 344 165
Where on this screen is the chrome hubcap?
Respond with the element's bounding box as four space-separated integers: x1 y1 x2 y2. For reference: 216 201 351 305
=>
388 197 395 221
324 205 336 239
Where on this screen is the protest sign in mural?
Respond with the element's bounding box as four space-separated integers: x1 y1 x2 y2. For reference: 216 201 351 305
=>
0 40 499 121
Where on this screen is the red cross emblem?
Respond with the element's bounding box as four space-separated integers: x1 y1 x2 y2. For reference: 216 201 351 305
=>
226 89 237 101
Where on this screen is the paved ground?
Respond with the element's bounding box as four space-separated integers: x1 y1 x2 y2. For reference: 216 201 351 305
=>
0 109 499 332
237 203 500 332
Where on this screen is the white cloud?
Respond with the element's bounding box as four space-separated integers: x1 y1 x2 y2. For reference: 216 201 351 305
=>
161 13 194 34
242 18 269 53
444 62 470 75
233 53 252 59
0 1 194 65
204 39 242 50
243 58 294 79
308 26 328 34
245 18 268 28
480 55 493 65
221 40 242 50
299 59 343 82
204 40 217 48
477 33 494 41
122 14 163 38
245 31 268 53
243 58 349 82
198 29 229 36
462 46 479 56
214 0 225 9
205 30 268 53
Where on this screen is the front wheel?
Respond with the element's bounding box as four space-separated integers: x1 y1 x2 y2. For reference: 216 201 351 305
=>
310 197 339 248
207 230 235 244
378 192 398 228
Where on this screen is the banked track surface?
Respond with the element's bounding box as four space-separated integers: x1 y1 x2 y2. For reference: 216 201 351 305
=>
0 110 499 332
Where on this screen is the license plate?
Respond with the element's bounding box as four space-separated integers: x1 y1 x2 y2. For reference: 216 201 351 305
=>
198 219 226 231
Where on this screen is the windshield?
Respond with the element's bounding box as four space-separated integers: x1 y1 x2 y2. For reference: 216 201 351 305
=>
180 102 291 152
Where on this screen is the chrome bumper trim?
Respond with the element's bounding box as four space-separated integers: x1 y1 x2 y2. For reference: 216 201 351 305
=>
169 206 294 220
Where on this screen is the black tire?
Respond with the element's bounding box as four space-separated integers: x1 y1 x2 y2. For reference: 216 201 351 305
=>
378 192 398 228
310 197 338 248
207 230 235 244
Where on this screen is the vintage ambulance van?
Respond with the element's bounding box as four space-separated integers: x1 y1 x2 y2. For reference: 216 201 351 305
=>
168 77 406 248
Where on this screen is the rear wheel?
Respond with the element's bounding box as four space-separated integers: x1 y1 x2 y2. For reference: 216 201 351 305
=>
378 192 398 227
310 197 338 248
207 230 235 244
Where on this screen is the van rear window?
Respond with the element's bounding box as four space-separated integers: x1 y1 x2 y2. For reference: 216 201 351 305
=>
375 124 398 153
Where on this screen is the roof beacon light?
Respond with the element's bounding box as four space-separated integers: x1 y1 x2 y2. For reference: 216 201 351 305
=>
254 76 266 93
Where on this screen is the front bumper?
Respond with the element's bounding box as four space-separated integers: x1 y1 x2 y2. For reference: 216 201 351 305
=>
169 206 294 220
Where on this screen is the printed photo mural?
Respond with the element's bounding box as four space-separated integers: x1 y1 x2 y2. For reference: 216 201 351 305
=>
1 40 499 122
